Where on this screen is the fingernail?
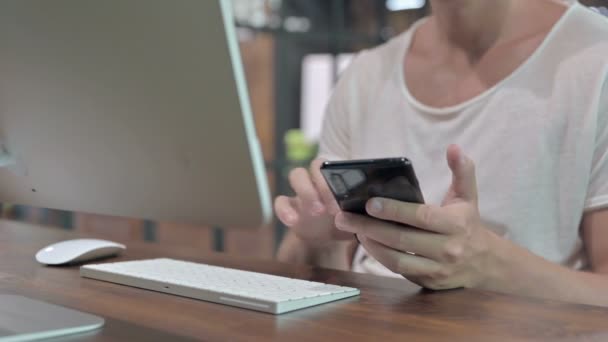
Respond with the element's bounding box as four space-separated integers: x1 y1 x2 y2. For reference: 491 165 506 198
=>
335 214 354 232
335 213 345 228
311 201 324 215
284 213 296 225
329 205 340 216
460 154 467 167
368 198 383 214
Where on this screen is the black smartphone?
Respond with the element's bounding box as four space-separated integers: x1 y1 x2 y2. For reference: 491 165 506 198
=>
320 158 424 215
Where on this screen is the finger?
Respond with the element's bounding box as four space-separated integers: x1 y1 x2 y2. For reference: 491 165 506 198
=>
366 198 456 234
332 228 360 241
446 144 478 204
309 158 341 215
274 196 299 226
335 212 448 261
288 167 325 216
360 235 441 278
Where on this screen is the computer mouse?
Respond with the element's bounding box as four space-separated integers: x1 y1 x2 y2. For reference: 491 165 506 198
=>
35 239 126 265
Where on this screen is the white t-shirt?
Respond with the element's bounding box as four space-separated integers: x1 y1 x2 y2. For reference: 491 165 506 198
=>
318 2 608 277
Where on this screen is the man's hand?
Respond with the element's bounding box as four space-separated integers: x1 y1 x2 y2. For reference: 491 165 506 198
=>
275 158 357 269
333 145 608 306
335 145 503 290
275 158 354 247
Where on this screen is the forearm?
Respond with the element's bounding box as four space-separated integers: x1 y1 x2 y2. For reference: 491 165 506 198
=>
484 235 608 306
276 231 357 271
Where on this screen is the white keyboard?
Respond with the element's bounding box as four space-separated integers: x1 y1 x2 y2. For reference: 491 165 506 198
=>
80 258 360 314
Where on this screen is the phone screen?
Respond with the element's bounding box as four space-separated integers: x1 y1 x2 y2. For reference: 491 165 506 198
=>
320 158 424 215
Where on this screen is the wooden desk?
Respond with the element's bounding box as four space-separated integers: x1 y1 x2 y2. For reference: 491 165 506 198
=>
2 220 608 341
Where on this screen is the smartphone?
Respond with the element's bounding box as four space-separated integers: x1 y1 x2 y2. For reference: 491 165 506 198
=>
320 158 424 215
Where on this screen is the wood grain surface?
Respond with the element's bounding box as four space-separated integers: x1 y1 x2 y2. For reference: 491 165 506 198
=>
2 220 608 341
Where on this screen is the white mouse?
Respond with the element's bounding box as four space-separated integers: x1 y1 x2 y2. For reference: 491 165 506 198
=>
35 239 126 265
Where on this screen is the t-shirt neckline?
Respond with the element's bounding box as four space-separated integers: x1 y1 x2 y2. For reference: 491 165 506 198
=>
398 2 579 115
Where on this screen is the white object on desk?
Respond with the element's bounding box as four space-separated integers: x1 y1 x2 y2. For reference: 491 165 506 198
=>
35 239 126 266
81 258 360 314
0 295 104 341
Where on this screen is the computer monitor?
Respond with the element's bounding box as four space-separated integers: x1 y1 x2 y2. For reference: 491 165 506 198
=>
0 0 272 227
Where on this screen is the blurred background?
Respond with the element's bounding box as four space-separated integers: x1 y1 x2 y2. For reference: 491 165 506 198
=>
2 0 606 259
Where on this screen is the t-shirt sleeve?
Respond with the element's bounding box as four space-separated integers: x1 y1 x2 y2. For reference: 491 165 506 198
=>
585 75 608 210
317 52 367 161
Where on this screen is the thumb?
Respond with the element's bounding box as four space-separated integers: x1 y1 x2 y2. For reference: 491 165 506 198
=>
446 144 478 204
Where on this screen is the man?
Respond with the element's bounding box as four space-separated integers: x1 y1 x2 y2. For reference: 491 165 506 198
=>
275 0 608 306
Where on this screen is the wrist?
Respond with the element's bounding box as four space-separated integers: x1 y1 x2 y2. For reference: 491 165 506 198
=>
277 231 357 270
475 231 571 299
275 232 338 261
474 230 513 291
293 234 357 255
276 232 313 264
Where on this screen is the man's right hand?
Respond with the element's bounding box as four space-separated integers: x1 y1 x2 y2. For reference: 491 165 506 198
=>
274 158 354 247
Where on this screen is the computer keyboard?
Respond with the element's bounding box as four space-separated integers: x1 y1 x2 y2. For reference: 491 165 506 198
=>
80 258 360 314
